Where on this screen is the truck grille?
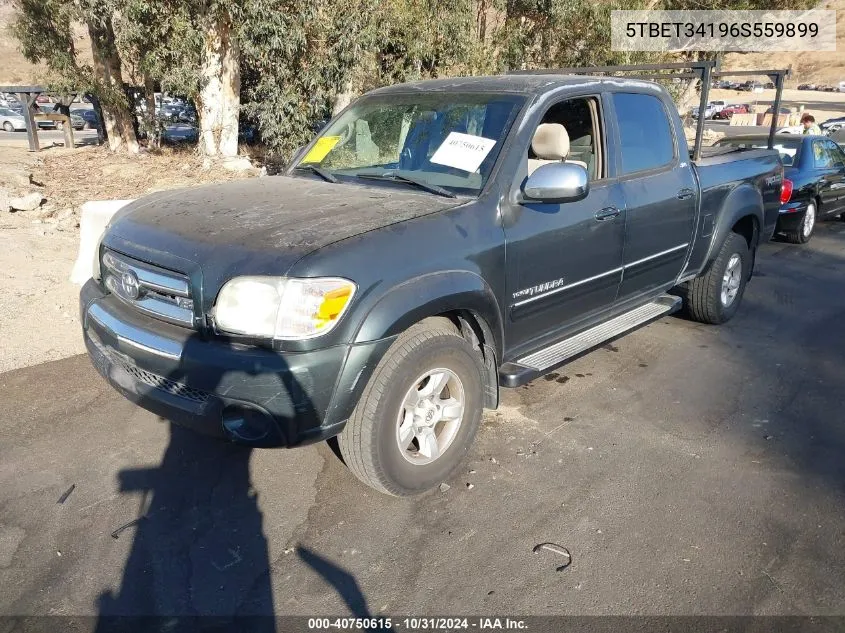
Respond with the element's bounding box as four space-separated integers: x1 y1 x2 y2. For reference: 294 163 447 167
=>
101 250 195 328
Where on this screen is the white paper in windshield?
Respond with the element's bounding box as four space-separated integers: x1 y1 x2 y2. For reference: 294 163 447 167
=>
430 132 497 173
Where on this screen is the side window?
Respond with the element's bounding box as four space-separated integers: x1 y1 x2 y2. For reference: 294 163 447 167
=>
612 93 675 175
813 141 833 168
527 96 604 181
824 140 845 168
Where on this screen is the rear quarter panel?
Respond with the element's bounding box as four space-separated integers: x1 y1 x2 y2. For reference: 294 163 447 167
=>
683 149 782 277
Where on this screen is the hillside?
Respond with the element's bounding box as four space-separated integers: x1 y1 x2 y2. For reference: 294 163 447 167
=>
0 1 91 86
722 0 845 87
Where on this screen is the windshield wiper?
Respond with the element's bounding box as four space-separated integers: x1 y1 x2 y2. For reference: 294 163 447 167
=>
355 171 457 198
294 164 338 184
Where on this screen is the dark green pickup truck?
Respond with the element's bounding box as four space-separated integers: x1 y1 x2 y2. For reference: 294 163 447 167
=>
81 66 783 495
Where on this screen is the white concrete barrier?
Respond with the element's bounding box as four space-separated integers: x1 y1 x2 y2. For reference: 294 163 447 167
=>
70 200 135 285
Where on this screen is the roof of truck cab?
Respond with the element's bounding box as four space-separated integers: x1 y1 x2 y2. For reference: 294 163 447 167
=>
367 74 663 96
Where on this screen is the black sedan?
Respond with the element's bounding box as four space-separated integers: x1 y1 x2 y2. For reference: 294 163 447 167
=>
714 134 845 243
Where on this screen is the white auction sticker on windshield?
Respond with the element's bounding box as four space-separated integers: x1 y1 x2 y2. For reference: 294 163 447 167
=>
430 132 497 173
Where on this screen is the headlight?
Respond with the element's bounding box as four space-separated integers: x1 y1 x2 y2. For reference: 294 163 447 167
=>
213 276 356 340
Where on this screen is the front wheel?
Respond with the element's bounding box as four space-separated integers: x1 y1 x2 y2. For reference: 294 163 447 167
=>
684 232 751 325
338 317 484 496
2 122 13 132
784 202 816 244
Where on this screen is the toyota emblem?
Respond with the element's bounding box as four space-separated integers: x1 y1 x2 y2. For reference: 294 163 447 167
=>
121 270 140 300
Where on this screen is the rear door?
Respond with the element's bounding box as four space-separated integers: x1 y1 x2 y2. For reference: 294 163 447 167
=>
817 139 845 214
609 92 697 301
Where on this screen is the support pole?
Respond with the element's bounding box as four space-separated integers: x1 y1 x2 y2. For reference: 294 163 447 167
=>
18 92 39 152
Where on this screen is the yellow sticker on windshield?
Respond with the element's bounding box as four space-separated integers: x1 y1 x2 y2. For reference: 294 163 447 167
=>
301 136 341 163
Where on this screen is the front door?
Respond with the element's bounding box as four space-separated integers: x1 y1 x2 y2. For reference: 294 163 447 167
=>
609 92 697 301
504 182 627 356
503 95 626 357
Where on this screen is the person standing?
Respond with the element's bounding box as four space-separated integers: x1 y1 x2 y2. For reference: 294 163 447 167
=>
801 113 822 135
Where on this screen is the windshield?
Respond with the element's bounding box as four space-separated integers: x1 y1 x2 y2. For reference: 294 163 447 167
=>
716 139 800 166
293 92 526 195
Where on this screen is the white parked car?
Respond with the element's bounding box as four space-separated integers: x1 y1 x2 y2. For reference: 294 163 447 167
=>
0 107 26 132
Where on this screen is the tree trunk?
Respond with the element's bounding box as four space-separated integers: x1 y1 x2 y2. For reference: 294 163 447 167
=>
144 71 159 149
197 13 240 158
87 17 139 154
332 79 355 115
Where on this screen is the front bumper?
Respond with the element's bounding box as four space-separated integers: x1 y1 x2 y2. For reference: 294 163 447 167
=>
80 279 393 447
777 200 810 233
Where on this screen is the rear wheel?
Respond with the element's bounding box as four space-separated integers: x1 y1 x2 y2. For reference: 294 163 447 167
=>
684 232 750 325
338 317 484 496
784 202 816 244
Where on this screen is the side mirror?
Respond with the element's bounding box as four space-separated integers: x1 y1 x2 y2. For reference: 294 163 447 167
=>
523 162 589 203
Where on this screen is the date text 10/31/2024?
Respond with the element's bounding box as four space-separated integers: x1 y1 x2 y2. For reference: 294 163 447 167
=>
307 617 528 630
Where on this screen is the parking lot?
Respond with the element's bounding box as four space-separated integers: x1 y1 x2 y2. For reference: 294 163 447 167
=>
1 221 843 618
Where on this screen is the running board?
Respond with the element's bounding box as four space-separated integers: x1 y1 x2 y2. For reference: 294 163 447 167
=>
499 294 682 388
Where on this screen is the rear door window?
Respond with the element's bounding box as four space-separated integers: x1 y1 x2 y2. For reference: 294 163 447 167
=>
813 140 834 168
823 140 845 168
612 93 676 175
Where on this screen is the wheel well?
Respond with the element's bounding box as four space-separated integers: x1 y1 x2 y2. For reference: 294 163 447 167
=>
439 310 499 410
731 215 759 250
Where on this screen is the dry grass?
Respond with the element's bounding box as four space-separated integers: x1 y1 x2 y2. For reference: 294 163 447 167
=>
31 145 255 212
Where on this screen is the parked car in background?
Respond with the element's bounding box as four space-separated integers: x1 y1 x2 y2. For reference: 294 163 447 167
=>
691 103 716 119
0 107 26 132
692 101 727 119
57 112 86 131
712 103 749 119
75 109 100 130
715 134 845 243
820 116 845 133
797 83 815 90
765 106 792 115
161 122 198 143
157 104 185 121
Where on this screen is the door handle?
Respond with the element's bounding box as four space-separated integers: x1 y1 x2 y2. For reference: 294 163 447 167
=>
595 206 621 221
677 188 695 200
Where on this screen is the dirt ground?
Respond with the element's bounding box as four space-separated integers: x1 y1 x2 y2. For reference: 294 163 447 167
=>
0 144 255 374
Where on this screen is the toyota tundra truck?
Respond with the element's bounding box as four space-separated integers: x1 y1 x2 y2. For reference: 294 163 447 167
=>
81 65 783 495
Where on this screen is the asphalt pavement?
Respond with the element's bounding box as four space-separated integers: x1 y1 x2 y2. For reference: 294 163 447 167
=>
0 128 100 148
1 223 844 620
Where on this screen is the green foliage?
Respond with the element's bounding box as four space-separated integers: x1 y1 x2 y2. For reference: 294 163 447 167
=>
11 0 797 158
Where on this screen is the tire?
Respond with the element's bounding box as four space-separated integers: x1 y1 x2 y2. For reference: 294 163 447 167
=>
56 122 64 131
338 317 485 496
783 201 816 244
2 122 12 132
684 232 751 325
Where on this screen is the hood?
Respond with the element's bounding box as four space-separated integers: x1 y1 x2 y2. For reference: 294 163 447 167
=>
103 175 462 307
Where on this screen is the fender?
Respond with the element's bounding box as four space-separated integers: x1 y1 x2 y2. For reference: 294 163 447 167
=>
703 182 763 268
320 272 504 428
352 270 504 359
